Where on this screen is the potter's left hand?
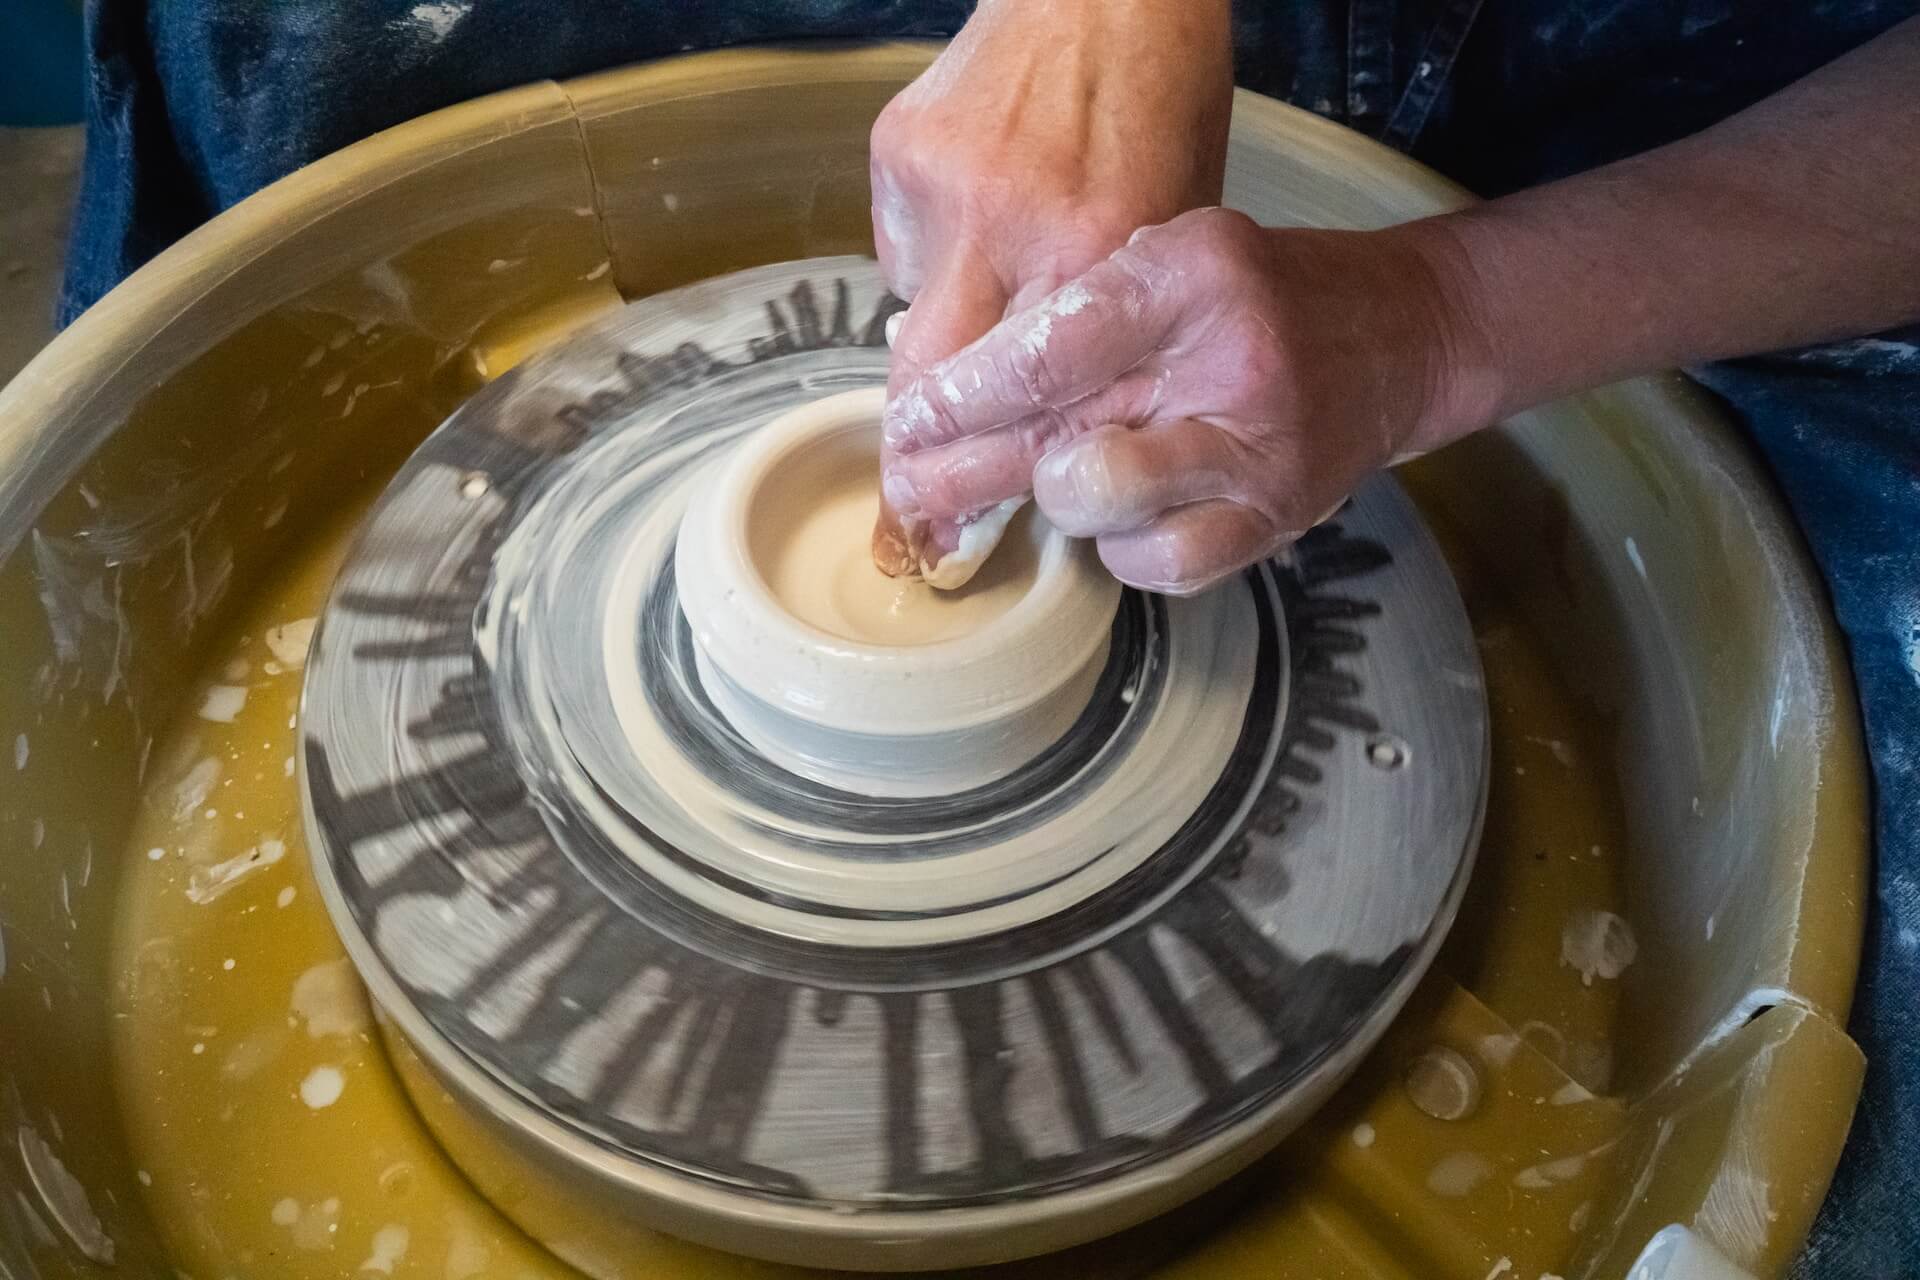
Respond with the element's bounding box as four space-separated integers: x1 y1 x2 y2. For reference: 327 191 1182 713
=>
880 207 1493 594
867 0 1233 588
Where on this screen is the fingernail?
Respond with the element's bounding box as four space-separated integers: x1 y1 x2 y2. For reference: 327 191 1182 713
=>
884 311 905 348
1033 441 1077 491
882 388 928 450
882 469 920 515
880 398 907 449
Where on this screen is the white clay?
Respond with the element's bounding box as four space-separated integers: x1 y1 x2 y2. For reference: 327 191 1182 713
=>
475 370 1269 944
673 388 1121 797
748 423 1036 646
920 496 1027 590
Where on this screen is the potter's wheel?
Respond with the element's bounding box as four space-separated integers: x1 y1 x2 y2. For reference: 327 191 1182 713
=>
297 257 1489 1270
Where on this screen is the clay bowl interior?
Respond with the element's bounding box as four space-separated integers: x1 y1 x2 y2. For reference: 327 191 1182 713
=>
674 384 1118 796
732 392 1051 652
0 43 1868 1280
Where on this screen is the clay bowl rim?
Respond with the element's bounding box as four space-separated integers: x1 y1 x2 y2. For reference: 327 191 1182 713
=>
675 385 1121 737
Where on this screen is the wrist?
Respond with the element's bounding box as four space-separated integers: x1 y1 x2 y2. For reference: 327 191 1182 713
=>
1388 216 1510 455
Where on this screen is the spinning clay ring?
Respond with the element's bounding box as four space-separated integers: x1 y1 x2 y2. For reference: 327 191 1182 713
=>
299 257 1489 1269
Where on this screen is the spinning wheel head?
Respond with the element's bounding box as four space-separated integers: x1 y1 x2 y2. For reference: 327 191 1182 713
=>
299 258 1488 1270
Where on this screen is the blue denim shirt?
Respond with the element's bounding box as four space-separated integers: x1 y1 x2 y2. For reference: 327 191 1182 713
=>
59 2 1920 1272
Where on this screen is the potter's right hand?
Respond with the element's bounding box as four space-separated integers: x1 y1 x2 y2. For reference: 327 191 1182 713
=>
880 208 1497 595
869 0 1234 587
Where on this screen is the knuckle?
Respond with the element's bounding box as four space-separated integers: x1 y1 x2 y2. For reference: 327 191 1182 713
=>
891 382 948 450
922 385 970 448
1113 221 1175 274
1013 415 1060 459
951 173 1035 242
1099 248 1171 319
869 107 908 163
1181 205 1261 254
1140 207 1265 292
870 100 939 176
1006 342 1054 408
1233 321 1292 390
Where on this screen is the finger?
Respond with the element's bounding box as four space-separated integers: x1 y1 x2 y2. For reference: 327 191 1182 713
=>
884 253 1010 396
873 257 1011 575
884 370 1162 519
871 507 920 578
1033 419 1251 537
877 261 1090 576
887 419 1063 519
1096 498 1293 597
884 252 1176 454
870 163 928 300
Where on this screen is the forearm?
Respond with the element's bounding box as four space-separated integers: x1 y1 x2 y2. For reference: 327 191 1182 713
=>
1406 16 1920 446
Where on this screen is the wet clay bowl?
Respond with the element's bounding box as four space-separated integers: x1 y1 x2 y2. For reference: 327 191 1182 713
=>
672 386 1120 796
0 41 1869 1280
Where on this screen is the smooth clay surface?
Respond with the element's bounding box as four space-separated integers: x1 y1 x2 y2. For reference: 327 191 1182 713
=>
107 449 1639 1280
747 420 1039 647
671 383 1120 795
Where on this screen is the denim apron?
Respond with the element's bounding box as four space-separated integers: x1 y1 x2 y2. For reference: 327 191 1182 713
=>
56 2 1920 1271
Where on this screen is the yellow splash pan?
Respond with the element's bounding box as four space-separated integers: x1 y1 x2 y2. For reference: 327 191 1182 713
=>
0 43 1868 1280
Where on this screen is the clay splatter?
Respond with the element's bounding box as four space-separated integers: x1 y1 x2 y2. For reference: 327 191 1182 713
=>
360 1223 410 1274
1426 1151 1494 1197
1513 1152 1587 1189
265 618 316 670
186 839 286 905
1477 1031 1522 1069
170 759 222 822
197 685 249 723
1561 909 1638 986
405 1 469 41
299 1066 345 1109
291 958 372 1039
17 1126 115 1264
444 1226 491 1278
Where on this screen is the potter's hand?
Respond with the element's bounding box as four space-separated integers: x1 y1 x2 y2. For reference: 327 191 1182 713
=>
880 208 1489 595
869 0 1233 587
889 17 1920 595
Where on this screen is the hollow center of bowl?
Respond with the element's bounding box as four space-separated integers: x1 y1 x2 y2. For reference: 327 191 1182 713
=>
744 422 1040 647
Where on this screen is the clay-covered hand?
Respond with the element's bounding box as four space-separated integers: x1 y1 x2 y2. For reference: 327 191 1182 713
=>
869 0 1233 587
881 207 1493 594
